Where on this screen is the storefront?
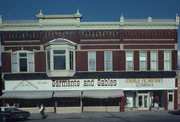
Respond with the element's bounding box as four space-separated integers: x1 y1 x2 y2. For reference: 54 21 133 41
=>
1 71 177 113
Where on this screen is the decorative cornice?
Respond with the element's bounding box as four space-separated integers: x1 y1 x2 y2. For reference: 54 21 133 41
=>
0 17 179 31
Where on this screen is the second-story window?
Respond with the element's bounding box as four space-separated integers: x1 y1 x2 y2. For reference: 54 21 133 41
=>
88 51 96 71
47 51 50 70
104 51 112 71
69 51 74 70
19 53 27 72
151 51 158 70
53 50 66 70
11 51 34 73
45 38 76 77
164 51 171 70
140 51 147 71
126 51 133 70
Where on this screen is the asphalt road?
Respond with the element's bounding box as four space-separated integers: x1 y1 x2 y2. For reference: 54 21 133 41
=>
23 111 180 122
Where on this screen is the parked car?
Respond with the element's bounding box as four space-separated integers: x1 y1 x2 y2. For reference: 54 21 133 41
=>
0 106 30 121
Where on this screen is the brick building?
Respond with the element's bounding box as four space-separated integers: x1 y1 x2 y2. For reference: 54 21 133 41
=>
0 11 179 113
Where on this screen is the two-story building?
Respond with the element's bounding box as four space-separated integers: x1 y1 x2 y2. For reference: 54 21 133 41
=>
0 10 179 113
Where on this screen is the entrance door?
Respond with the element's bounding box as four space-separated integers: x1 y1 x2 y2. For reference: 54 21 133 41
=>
138 93 149 110
168 91 174 110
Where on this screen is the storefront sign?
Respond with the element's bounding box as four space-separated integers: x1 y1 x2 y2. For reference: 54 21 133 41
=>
5 78 176 91
52 79 117 88
125 78 163 87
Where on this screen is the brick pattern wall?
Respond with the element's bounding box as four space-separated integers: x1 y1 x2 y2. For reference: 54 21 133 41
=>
0 29 178 73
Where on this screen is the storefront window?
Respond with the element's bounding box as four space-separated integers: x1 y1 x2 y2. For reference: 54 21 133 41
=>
151 91 164 108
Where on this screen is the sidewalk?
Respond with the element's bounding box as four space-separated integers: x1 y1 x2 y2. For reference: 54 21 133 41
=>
29 110 179 120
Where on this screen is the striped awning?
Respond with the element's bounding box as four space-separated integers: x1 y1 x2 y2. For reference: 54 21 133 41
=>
83 90 124 99
0 91 53 99
53 90 81 98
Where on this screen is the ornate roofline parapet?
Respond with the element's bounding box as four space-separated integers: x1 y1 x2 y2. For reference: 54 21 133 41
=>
36 10 82 24
0 13 179 31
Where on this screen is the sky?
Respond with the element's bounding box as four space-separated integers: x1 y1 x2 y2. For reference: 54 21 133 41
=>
0 0 180 66
0 0 180 21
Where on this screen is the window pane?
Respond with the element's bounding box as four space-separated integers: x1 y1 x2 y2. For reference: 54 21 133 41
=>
54 50 65 54
20 58 27 72
19 53 27 57
140 51 147 70
28 53 34 72
104 51 112 71
54 56 66 70
69 51 74 70
88 52 96 71
140 61 147 70
151 51 158 70
126 51 133 70
47 51 50 70
12 53 18 72
127 61 133 70
164 51 171 70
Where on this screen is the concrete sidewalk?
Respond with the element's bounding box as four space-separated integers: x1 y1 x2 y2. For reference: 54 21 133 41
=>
28 110 178 120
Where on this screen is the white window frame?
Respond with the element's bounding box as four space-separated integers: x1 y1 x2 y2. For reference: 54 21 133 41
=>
126 51 133 71
104 51 112 71
150 51 158 71
45 38 76 77
139 51 147 71
11 50 34 73
164 51 171 70
46 49 75 71
88 51 96 71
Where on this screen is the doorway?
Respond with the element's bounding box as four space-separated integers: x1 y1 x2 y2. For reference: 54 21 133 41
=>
138 93 149 110
168 91 174 110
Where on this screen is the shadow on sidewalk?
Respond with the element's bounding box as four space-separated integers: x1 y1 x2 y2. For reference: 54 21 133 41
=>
168 110 180 115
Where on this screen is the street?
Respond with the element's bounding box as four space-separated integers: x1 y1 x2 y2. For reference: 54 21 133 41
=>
23 111 180 122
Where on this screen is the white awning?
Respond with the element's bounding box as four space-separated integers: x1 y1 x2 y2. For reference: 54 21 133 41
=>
53 90 81 98
0 91 53 99
83 90 124 99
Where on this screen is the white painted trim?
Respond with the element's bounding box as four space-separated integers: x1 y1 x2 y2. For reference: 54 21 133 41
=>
123 39 175 41
4 40 40 43
123 44 175 46
80 39 120 41
80 44 120 46
0 19 179 31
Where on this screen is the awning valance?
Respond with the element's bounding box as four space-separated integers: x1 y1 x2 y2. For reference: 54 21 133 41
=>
1 90 124 99
53 90 81 98
0 91 53 99
83 90 124 99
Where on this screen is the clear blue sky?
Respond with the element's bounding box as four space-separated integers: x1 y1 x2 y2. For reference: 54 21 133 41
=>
0 0 180 21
